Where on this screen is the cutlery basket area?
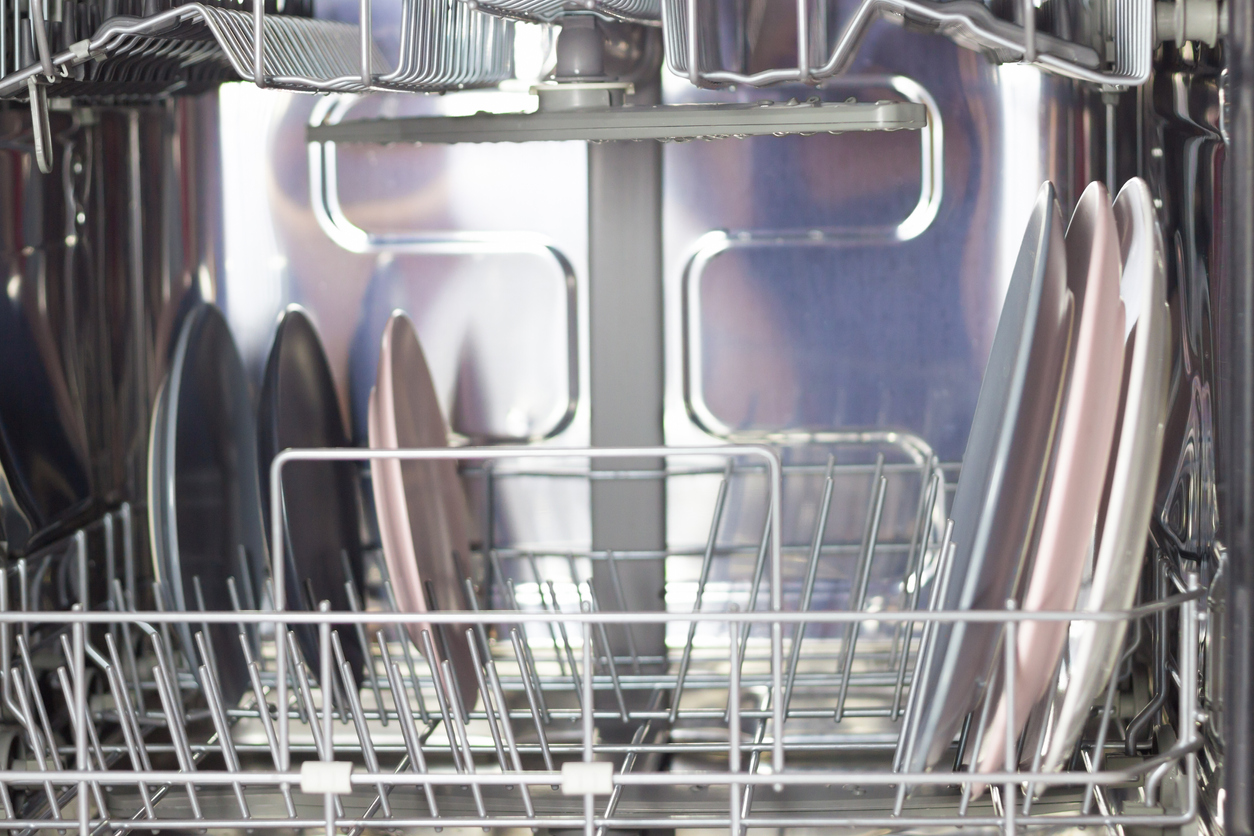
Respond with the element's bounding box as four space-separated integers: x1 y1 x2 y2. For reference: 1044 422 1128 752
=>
0 439 1212 833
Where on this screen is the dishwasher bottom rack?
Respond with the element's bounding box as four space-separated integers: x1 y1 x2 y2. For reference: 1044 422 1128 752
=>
0 443 1205 834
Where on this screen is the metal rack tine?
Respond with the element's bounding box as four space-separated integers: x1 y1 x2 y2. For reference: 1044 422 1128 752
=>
191 575 223 695
331 629 391 817
101 634 156 820
382 655 440 818
958 628 1008 811
671 461 733 723
483 651 535 817
506 576 549 719
150 662 202 819
735 506 773 698
342 573 385 727
234 545 258 611
54 665 111 822
55 634 110 776
466 627 534 816
1080 660 1122 814
509 627 554 770
527 554 568 676
108 579 144 716
892 469 942 718
605 550 641 673
226 575 257 654
193 633 249 820
240 634 298 819
1021 651 1067 813
420 628 468 773
284 629 332 757
597 688 666 836
834 458 888 721
380 575 428 721
782 454 837 715
889 459 937 670
9 663 63 826
150 580 187 685
16 633 64 770
582 583 629 722
463 576 492 661
892 523 955 810
440 657 488 821
548 579 584 707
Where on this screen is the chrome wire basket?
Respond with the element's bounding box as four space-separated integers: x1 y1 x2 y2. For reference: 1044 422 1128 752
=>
0 443 1203 834
661 0 1153 88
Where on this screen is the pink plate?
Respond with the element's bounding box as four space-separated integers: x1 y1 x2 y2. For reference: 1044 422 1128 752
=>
369 311 478 708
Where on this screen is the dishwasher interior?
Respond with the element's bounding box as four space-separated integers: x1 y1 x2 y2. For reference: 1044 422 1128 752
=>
0 0 1240 832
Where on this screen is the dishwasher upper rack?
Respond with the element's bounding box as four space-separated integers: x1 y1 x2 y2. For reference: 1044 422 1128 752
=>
661 0 1153 88
0 444 1205 834
0 0 513 101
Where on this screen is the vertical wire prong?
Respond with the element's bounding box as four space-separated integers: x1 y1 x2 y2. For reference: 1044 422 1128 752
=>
834 461 888 721
100 646 155 819
241 635 298 818
507 577 549 720
671 462 733 723
341 556 386 727
333 631 391 818
509 627 554 772
441 658 488 822
151 663 202 819
582 584 629 722
527 554 567 677
381 639 439 817
605 551 641 673
781 455 837 716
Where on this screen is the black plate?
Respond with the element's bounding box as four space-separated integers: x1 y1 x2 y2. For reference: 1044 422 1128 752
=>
0 256 93 552
152 304 268 707
257 307 365 683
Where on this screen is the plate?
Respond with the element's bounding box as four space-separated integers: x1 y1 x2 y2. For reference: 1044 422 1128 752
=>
0 256 93 551
369 311 478 706
150 304 268 707
146 379 171 599
1038 177 1171 772
975 181 1126 777
258 306 365 684
904 182 1074 773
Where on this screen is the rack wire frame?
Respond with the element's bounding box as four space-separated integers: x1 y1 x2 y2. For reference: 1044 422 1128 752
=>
0 445 1204 835
662 0 1154 89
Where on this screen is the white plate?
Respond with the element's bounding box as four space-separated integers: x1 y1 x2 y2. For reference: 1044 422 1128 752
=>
975 181 1126 779
1038 177 1171 773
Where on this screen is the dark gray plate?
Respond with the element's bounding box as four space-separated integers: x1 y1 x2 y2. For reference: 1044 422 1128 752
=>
0 253 92 551
905 182 1074 773
257 306 365 684
151 304 268 707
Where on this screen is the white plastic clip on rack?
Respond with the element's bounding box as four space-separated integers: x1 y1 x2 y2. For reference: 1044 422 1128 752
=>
0 441 1205 833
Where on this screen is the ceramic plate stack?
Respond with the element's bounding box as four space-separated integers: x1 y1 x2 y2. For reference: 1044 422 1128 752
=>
975 181 1126 779
905 182 1074 773
257 306 366 684
369 311 478 707
1039 177 1171 771
148 303 269 707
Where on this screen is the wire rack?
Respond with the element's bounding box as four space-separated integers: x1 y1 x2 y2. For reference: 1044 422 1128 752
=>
0 443 1203 834
662 0 1154 88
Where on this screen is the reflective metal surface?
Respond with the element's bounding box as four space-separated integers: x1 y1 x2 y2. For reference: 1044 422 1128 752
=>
662 23 1102 462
